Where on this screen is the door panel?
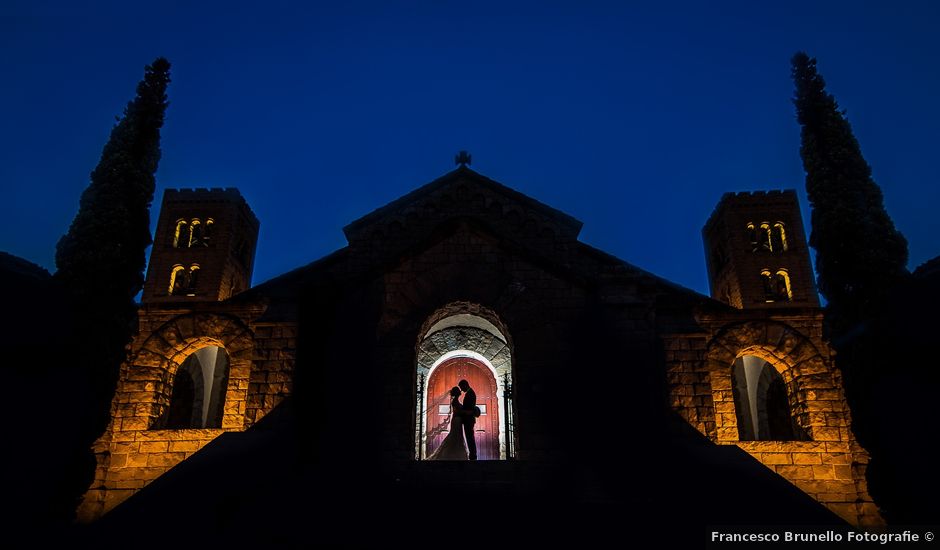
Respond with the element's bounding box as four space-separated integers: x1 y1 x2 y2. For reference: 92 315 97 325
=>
425 356 500 460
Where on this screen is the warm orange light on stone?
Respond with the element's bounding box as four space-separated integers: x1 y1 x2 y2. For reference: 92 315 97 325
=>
78 178 887 530
666 319 883 527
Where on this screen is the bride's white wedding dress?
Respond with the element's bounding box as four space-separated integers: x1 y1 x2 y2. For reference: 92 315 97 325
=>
427 396 468 460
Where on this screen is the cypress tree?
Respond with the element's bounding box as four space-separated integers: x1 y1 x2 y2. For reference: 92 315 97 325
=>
791 52 909 341
54 57 170 443
792 52 914 520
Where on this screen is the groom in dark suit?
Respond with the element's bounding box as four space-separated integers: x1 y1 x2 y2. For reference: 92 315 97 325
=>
458 379 477 460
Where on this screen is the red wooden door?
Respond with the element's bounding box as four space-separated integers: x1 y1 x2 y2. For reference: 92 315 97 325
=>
425 356 500 460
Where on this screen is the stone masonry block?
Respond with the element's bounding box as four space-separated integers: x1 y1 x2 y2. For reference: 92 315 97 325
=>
146 452 187 467
710 377 731 391
820 452 852 465
107 468 143 482
126 453 150 468
168 440 205 452
833 465 853 480
138 441 169 453
791 453 822 465
812 427 842 441
776 465 815 480
113 479 146 490
713 401 736 414
111 441 140 454
758 453 792 465
716 427 738 440
120 417 149 431
109 454 128 468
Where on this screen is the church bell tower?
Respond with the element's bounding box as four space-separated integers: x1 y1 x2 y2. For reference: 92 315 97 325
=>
702 190 818 309
143 188 259 303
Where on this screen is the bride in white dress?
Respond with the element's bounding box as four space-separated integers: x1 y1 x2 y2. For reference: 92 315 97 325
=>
428 386 468 460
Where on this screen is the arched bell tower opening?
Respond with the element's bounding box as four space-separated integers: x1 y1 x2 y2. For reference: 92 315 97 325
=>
415 303 514 460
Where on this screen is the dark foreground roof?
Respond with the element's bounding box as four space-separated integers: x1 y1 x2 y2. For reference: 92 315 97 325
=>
70 400 843 549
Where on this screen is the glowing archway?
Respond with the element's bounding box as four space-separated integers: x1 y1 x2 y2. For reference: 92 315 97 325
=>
415 303 514 460
163 345 231 429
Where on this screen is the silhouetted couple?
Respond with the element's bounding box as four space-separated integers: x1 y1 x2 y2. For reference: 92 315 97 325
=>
428 380 478 461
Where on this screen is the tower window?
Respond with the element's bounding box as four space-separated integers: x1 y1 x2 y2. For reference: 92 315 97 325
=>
775 270 792 301
187 264 200 295
188 218 213 247
172 217 214 248
760 269 792 302
169 265 186 295
760 270 775 301
772 222 788 252
747 222 774 252
202 218 214 246
747 221 788 254
173 220 188 248
759 223 773 251
188 219 202 247
169 264 200 296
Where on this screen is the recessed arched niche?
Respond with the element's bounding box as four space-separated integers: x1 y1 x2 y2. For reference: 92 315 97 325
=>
415 303 514 460
731 355 804 441
161 345 230 429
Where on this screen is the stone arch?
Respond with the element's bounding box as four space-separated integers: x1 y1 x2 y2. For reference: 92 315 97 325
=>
415 302 515 460
418 301 513 350
162 343 230 429
121 313 254 431
705 320 844 443
730 354 805 441
417 327 512 375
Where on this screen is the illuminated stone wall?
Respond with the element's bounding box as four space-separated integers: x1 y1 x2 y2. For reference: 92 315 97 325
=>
78 183 292 521
77 308 294 521
664 313 882 526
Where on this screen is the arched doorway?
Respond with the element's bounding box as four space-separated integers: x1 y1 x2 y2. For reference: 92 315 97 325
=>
731 354 804 441
161 345 230 429
415 303 514 460
425 356 500 460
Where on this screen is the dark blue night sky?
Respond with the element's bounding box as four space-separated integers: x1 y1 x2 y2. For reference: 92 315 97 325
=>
2 1 938 295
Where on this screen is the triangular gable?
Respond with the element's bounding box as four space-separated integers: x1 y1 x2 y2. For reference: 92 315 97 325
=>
238 166 719 313
342 166 583 245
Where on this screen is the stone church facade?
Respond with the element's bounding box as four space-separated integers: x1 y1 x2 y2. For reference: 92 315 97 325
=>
77 166 882 526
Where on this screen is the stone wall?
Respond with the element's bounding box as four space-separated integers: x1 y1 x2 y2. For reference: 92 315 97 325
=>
736 440 878 525
78 429 224 521
663 312 882 526
77 305 295 521
245 323 297 426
